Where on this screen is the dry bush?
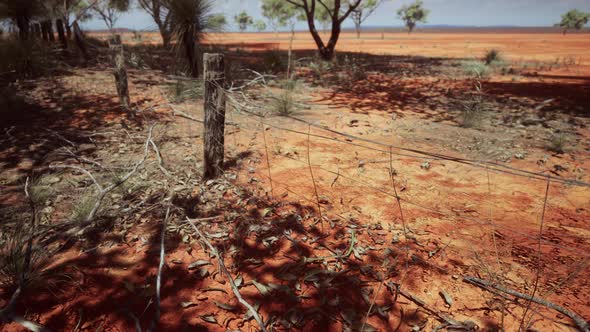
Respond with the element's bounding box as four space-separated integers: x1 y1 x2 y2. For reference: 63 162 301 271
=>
483 49 503 65
270 79 298 116
547 133 567 154
166 79 203 103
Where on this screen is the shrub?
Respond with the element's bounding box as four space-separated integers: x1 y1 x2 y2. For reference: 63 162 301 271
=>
461 60 490 80
459 93 486 128
341 55 366 82
166 79 203 103
483 49 502 65
308 59 332 82
547 133 567 154
270 79 298 116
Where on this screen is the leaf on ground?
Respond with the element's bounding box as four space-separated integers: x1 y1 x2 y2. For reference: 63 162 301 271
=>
262 207 273 217
181 301 196 308
214 301 237 311
252 280 272 296
243 303 261 321
439 290 453 307
202 287 228 294
188 260 211 270
234 274 243 288
200 314 218 324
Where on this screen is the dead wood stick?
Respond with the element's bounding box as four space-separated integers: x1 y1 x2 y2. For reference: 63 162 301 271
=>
185 217 267 332
146 206 170 332
397 287 462 327
0 288 51 332
463 276 589 332
42 125 155 247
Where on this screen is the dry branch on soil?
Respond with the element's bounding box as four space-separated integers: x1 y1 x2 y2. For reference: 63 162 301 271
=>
185 217 267 332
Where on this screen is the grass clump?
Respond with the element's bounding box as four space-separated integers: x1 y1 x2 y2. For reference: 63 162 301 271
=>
270 79 298 116
459 93 486 128
547 133 567 154
461 60 490 80
166 79 203 103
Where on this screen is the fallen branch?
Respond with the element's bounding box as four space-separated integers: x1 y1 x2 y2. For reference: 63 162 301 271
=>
185 217 267 332
0 287 51 332
146 207 170 332
463 276 589 332
42 125 156 247
396 285 477 331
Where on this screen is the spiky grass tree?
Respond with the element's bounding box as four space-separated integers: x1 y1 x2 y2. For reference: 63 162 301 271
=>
166 0 219 78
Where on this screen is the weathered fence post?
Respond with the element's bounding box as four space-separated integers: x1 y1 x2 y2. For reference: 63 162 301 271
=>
47 21 55 42
108 34 130 112
203 53 226 179
56 19 67 49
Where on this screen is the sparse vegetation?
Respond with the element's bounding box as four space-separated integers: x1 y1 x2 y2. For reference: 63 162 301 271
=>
270 79 298 116
461 60 491 80
547 132 567 154
483 49 502 65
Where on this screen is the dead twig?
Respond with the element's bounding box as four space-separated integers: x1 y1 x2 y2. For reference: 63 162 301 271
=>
463 276 589 332
146 206 170 332
185 217 267 332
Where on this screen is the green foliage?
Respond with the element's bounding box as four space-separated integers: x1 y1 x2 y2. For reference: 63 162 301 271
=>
556 9 590 34
461 60 490 80
234 10 253 32
208 13 227 31
397 0 429 33
261 0 300 32
253 19 267 32
0 223 57 290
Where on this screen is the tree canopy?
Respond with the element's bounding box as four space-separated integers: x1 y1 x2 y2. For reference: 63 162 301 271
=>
556 9 590 34
397 0 429 33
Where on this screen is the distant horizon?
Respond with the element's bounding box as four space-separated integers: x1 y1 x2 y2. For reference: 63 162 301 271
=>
81 0 590 32
86 25 590 33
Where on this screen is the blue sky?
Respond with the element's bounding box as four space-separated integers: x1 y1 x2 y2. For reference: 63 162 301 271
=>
82 0 590 31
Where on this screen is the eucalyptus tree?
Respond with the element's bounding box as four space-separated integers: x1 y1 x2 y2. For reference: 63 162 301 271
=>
397 0 429 33
234 10 253 32
91 0 130 32
285 0 363 60
556 9 590 35
138 0 173 46
0 0 43 40
349 0 382 38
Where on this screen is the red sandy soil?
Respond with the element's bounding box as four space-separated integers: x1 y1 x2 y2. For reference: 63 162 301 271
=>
2 31 589 331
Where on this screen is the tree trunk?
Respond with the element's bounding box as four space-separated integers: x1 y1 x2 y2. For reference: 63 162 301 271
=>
160 28 171 48
108 35 131 112
16 16 30 41
56 19 68 49
203 53 226 179
183 30 198 77
73 22 89 64
41 21 49 41
65 17 72 39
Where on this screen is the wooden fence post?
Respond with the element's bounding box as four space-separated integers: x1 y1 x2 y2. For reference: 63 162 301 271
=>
108 34 130 112
203 53 226 179
55 19 67 49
